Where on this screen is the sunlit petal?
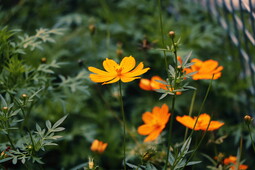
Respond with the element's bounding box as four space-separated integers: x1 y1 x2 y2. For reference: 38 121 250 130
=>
138 124 154 135
120 56 136 73
103 58 119 73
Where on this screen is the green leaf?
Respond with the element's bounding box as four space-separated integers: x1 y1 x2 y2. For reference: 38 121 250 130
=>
46 120 52 130
52 115 67 129
12 157 18 164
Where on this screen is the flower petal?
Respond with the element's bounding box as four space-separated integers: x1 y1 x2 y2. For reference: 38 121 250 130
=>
138 124 154 135
142 112 153 124
103 77 120 84
124 62 150 78
120 56 136 73
139 79 152 91
176 115 199 130
91 139 99 151
144 128 161 142
121 76 140 82
205 121 224 131
88 66 114 76
199 60 219 73
89 74 116 83
103 58 119 73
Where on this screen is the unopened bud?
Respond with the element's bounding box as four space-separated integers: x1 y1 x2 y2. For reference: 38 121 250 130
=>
116 49 123 57
41 57 47 63
244 115 253 125
88 157 94 169
22 94 27 98
89 24 96 35
2 107 8 110
168 31 175 38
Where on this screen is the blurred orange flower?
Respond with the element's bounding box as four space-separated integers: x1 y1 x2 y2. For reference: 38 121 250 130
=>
139 76 181 95
184 58 223 80
88 56 150 84
138 104 171 142
90 139 108 153
223 156 248 170
176 113 224 131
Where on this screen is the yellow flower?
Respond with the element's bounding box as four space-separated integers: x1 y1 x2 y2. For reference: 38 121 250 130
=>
88 56 150 84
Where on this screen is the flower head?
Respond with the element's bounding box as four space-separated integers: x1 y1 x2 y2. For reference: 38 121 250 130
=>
223 156 248 170
88 56 150 84
138 104 171 142
90 139 108 153
139 76 181 95
184 58 223 80
176 113 224 131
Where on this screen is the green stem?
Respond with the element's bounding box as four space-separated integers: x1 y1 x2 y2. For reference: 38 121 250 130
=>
184 89 197 141
247 124 255 153
180 118 212 170
5 133 15 149
164 95 176 170
188 75 214 139
118 81 126 170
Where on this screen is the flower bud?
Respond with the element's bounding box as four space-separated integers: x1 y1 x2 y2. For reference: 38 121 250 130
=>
168 31 175 38
89 24 96 35
244 115 253 125
116 49 123 57
88 157 94 169
22 94 27 98
2 107 8 111
41 57 47 63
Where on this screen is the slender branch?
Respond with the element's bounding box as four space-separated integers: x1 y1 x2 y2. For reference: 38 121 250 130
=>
247 124 255 153
118 81 126 170
184 89 197 141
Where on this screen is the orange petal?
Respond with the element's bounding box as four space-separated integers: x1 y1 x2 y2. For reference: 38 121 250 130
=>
142 112 153 124
124 62 150 78
103 58 119 73
144 128 161 142
121 76 140 83
88 66 114 76
139 79 152 91
199 60 219 73
176 115 199 130
138 124 154 135
152 106 161 116
120 56 136 73
89 74 116 83
205 121 224 131
91 139 99 151
103 77 120 84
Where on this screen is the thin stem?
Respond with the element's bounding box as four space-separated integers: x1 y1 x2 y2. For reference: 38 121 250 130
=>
184 89 197 141
188 75 214 140
180 118 212 170
118 81 126 170
5 133 15 149
164 95 176 170
247 124 255 153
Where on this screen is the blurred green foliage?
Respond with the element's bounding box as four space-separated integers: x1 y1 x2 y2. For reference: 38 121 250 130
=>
0 0 254 169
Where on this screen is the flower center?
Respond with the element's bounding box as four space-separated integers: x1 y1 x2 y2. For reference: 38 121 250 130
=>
116 66 123 77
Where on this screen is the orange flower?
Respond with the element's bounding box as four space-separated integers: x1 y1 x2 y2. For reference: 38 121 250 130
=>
176 113 224 131
184 58 223 80
138 104 171 142
88 56 150 84
90 139 108 153
139 76 182 95
223 156 248 170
